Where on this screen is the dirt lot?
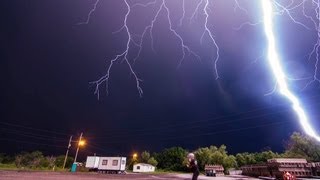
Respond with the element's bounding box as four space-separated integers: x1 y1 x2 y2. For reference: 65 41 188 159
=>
0 170 259 180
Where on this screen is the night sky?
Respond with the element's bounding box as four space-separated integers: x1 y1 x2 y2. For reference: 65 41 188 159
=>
1 0 320 159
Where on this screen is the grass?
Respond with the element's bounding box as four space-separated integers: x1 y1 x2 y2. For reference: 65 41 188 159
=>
0 163 72 172
0 163 19 170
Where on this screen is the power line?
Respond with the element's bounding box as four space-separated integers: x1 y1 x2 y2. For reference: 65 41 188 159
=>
91 102 320 139
90 94 320 138
159 120 290 141
0 138 66 148
93 110 288 138
0 128 69 142
0 122 70 136
92 119 291 144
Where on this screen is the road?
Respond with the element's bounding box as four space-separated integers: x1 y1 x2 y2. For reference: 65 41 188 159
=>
0 170 259 180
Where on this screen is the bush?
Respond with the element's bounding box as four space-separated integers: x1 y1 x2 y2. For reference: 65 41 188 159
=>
55 155 74 169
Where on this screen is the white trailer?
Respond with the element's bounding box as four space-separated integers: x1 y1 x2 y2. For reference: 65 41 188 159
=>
97 157 126 174
133 163 155 173
85 156 100 171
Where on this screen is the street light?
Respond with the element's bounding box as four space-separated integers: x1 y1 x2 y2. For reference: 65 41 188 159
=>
78 140 86 146
133 153 138 159
74 132 85 163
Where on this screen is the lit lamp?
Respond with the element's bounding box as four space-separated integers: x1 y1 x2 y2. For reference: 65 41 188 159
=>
74 133 85 163
78 140 86 146
133 153 138 159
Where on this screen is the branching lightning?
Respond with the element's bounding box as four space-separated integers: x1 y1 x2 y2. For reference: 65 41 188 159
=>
262 0 320 141
89 0 143 99
203 0 220 79
271 0 320 91
162 0 201 67
81 0 220 98
190 0 220 78
305 0 320 89
77 0 100 25
78 0 320 140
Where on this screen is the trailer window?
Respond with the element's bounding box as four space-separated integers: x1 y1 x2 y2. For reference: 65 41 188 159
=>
122 160 125 165
112 160 118 166
102 160 108 165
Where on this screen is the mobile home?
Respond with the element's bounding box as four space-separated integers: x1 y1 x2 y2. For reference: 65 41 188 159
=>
85 156 126 174
133 163 155 173
97 157 126 174
85 156 100 171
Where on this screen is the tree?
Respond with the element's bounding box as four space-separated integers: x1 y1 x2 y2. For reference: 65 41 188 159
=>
284 132 320 161
15 154 23 168
194 145 237 172
194 147 212 171
47 156 56 169
147 157 158 167
140 150 158 167
29 151 44 168
14 151 45 168
2 154 14 164
141 151 151 163
40 156 56 169
0 153 4 164
154 147 188 171
55 155 74 169
222 155 237 170
235 153 246 167
254 151 280 163
235 152 256 167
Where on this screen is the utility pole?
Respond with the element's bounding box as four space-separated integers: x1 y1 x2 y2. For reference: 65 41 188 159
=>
63 135 72 169
74 132 83 163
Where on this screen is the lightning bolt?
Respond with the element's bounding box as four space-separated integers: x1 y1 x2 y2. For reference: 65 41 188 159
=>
262 0 320 141
89 0 143 99
203 0 220 79
190 0 220 78
271 0 320 90
162 0 201 67
178 0 186 27
81 0 219 98
305 0 320 89
77 0 100 25
78 0 320 140
234 0 248 14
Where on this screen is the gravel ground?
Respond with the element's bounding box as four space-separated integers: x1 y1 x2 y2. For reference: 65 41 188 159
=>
0 170 259 180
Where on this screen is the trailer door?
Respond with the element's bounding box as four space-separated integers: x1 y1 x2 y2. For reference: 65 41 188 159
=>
120 157 126 171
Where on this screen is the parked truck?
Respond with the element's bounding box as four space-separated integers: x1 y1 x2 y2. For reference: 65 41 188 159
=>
85 156 126 174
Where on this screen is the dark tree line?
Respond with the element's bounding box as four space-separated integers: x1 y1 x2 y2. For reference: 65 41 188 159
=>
0 151 73 170
145 132 320 172
1 132 319 172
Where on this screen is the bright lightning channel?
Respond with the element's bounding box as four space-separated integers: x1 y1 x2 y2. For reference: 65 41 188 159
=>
262 0 320 141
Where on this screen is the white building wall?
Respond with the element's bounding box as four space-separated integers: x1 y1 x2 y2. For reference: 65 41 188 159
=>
133 163 155 172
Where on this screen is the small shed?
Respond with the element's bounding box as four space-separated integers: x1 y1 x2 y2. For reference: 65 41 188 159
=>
133 163 155 173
